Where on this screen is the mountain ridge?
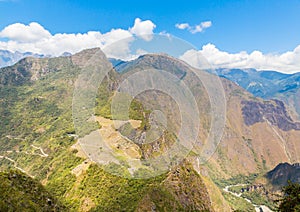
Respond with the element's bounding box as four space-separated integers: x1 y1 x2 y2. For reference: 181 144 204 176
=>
0 49 49 68
266 162 300 188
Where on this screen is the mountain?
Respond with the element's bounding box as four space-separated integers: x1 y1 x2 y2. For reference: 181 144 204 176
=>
206 79 300 178
0 49 47 68
109 57 300 178
112 63 300 120
215 68 295 98
0 49 214 211
1 48 299 211
266 163 300 188
108 58 126 68
215 68 300 119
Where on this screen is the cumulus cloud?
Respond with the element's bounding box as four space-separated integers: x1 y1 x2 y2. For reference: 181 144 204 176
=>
180 44 300 73
1 19 300 73
0 18 156 56
175 21 212 34
129 18 156 41
0 22 51 42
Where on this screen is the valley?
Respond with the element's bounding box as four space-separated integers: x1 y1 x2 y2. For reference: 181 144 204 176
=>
223 184 272 212
1 1 299 211
0 47 299 211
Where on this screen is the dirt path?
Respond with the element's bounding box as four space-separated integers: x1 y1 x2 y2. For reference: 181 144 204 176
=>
0 144 49 178
0 155 34 178
31 144 49 157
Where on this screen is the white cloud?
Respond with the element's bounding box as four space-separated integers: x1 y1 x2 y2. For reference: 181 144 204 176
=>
175 23 190 30
175 21 212 34
0 18 156 56
180 44 300 73
1 19 300 73
129 18 156 41
0 22 51 42
201 21 212 28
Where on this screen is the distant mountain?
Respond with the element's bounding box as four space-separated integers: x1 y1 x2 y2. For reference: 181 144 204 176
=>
215 68 300 119
61 52 72 57
110 60 300 121
0 49 47 68
108 58 126 68
215 68 298 98
108 63 300 99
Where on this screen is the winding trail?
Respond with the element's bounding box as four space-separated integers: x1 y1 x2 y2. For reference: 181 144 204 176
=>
0 155 34 178
0 145 49 178
31 144 49 157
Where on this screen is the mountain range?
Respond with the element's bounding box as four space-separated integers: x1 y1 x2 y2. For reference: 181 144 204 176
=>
0 48 299 211
0 49 72 69
0 50 49 68
2 49 300 117
215 68 300 119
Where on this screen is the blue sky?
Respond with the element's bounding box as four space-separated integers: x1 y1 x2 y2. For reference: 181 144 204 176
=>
0 0 300 72
1 0 300 53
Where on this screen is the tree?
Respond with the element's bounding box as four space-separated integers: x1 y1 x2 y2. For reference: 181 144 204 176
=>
278 181 300 211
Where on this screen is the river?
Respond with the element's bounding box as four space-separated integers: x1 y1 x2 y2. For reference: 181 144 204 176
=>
223 184 273 212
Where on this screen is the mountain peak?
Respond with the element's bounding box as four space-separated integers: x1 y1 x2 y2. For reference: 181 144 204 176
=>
71 48 104 68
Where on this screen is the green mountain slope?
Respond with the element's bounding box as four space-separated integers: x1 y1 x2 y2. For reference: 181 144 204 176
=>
0 48 214 211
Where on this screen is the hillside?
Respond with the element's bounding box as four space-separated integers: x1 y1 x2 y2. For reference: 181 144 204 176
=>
0 169 65 211
205 78 300 180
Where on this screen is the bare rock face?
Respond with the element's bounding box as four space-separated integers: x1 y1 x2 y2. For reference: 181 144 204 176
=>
0 56 73 85
241 99 300 131
0 48 108 86
71 48 102 68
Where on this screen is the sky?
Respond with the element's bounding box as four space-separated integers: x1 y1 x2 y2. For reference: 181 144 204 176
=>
0 0 300 73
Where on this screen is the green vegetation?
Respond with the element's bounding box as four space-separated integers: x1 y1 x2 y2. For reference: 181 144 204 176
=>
0 57 89 210
95 79 112 119
142 186 184 211
0 54 213 211
78 164 165 211
241 191 276 210
221 191 254 211
213 173 258 188
228 185 245 193
0 169 65 211
277 181 300 212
